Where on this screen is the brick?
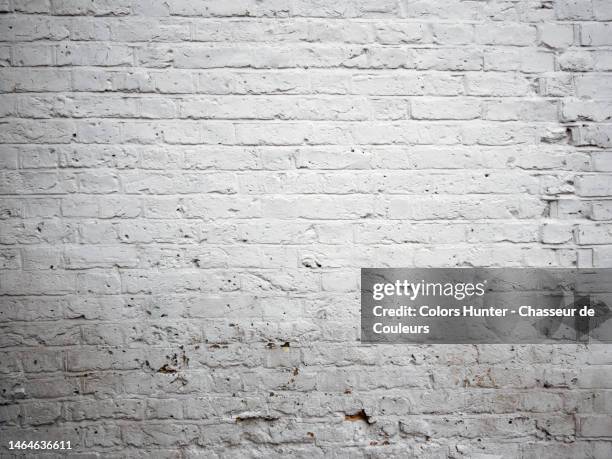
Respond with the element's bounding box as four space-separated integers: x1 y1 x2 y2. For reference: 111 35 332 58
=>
541 223 575 243
592 201 612 220
581 23 612 45
578 415 612 437
576 74 612 98
466 73 533 96
475 23 537 45
555 0 594 20
571 126 612 148
562 100 612 122
576 174 612 196
539 24 575 48
593 0 612 20
577 224 612 244
593 246 612 267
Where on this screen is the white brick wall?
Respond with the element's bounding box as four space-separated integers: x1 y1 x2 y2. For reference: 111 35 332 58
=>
1 0 612 456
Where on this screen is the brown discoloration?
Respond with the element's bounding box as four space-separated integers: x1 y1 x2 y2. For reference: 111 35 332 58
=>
157 364 177 374
344 409 372 424
235 414 279 423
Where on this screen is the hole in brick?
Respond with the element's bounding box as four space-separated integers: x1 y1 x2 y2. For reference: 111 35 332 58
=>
344 409 372 424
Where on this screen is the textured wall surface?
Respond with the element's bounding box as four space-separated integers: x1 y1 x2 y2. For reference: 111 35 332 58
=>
1 0 612 457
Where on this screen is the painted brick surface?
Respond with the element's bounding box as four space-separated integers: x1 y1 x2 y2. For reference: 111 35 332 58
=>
1 0 612 457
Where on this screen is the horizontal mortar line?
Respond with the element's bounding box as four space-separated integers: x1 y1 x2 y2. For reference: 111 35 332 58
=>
0 115 597 123
0 345 601 358
0 188 579 193
0 80 596 88
0 39 589 47
2 369 585 376
0 374 593 385
2 390 600 398
4 241 585 247
0 144 578 148
0 358 600 368
3 170 582 177
2 221 595 227
0 92 590 99
157 17 612 24
0 232 565 240
3 402 603 412
0 352 599 367
0 118 549 123
0 293 324 298
4 395 605 404
0 188 578 193
0 407 600 420
0 340 603 351
0 138 577 141
0 37 560 43
0 92 573 98
3 63 596 73
0 143 595 149
0 171 595 175
47 163 611 169
6 265 577 272
1 15 602 24
0 192 565 196
0 326 315 335
7 261 588 271
0 300 352 306
0 247 585 255
0 14 595 22
0 117 586 122
12 210 573 215
6 39 596 48
0 196 568 201
1 217 577 223
0 140 592 144
0 373 593 386
0 145 596 151
0 365 604 376
0 167 593 172
8 65 607 72
1 264 590 275
0 418 349 427
0 293 343 299
0 11 604 22
0 172 590 176
16 257 588 269
2 87 606 94
1 64 593 74
0 417 564 428
3 65 607 73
